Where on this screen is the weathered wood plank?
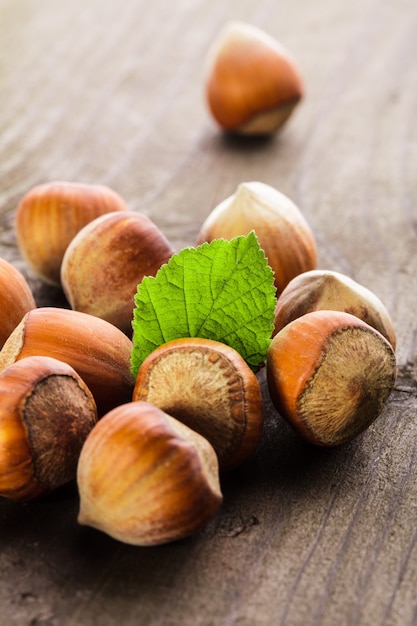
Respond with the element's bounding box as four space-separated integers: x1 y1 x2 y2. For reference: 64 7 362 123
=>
0 0 416 624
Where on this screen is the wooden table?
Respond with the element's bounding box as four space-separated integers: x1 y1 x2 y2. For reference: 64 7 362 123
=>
1 0 416 624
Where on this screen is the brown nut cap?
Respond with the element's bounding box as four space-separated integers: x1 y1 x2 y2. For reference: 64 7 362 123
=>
0 355 97 501
273 269 396 349
15 181 128 286
267 310 397 446
196 181 317 295
0 307 135 416
77 401 222 546
0 258 36 349
133 337 263 471
205 21 304 135
61 211 174 336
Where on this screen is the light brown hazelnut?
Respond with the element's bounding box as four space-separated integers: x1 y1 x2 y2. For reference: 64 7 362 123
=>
0 355 97 501
77 401 222 546
205 21 304 135
61 211 174 336
196 181 317 294
273 269 396 349
15 181 128 285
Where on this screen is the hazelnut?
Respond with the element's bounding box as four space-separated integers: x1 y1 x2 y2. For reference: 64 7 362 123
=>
205 21 304 135
0 355 97 501
61 211 174 336
267 310 397 446
0 257 36 349
133 337 263 471
273 269 396 349
0 307 135 416
196 181 317 294
15 181 128 285
77 401 222 546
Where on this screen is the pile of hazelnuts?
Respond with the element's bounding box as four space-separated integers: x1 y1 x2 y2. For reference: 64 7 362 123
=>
0 22 397 547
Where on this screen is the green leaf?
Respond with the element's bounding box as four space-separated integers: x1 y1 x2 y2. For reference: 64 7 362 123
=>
130 232 277 376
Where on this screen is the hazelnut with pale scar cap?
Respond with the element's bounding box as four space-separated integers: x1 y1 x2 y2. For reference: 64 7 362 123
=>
133 337 263 471
267 310 396 446
205 21 304 135
77 401 222 546
0 355 97 501
15 181 128 286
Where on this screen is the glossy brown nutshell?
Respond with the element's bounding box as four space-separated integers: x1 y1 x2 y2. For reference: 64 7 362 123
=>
0 355 97 501
0 258 36 349
15 181 128 285
267 310 397 446
77 401 222 546
205 21 304 135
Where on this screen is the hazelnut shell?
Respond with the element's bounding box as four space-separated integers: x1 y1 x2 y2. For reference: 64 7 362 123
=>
133 337 263 471
61 211 174 335
205 21 304 134
0 355 97 501
15 181 128 285
267 310 397 446
273 269 396 349
77 401 222 546
0 258 36 349
197 181 317 295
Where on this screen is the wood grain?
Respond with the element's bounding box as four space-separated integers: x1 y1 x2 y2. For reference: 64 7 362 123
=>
0 0 416 624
